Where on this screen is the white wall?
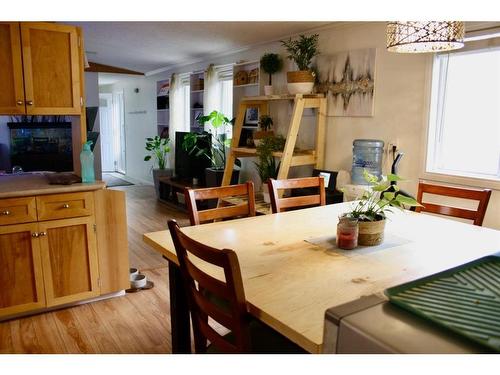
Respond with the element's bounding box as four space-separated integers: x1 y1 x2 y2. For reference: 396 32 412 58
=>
99 75 158 185
107 22 499 229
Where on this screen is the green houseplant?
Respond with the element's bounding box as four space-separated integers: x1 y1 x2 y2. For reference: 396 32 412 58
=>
144 135 172 198
182 110 240 187
254 134 286 202
260 53 283 95
253 115 274 147
280 34 320 94
343 170 421 246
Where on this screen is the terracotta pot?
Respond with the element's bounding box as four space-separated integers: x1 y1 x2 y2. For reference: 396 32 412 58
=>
357 219 386 246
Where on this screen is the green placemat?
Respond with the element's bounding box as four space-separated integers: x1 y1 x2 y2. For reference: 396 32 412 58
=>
385 255 500 352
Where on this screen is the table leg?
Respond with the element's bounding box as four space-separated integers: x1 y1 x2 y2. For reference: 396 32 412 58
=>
165 257 191 353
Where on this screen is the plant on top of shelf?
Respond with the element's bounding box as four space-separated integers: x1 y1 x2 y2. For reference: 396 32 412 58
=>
342 169 421 246
253 115 274 147
258 114 273 132
181 110 233 170
260 53 283 95
280 34 320 95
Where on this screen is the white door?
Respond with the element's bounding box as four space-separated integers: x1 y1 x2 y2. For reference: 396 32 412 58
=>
98 93 115 172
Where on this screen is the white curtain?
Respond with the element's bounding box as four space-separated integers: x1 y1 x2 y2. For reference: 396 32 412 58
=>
168 73 189 168
203 64 221 132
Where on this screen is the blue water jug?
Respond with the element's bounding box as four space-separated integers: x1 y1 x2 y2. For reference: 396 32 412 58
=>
80 141 95 183
351 139 384 185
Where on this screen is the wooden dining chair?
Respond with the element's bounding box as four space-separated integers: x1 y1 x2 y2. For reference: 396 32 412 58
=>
167 220 306 354
185 182 256 226
268 177 326 213
416 182 492 226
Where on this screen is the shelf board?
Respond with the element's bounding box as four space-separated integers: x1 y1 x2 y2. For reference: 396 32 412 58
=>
242 94 324 101
232 147 316 166
157 109 169 112
234 83 259 88
191 89 204 93
234 60 259 67
157 123 169 127
191 107 204 110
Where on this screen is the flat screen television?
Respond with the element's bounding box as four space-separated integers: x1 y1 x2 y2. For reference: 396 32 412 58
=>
175 131 211 185
8 122 73 172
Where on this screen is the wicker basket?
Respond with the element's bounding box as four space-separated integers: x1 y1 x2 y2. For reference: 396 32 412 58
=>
287 70 315 83
358 219 386 246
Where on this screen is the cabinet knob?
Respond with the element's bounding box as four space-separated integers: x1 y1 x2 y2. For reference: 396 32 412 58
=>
39 231 47 237
26 100 33 106
16 100 23 105
62 203 70 208
32 232 39 238
1 210 10 215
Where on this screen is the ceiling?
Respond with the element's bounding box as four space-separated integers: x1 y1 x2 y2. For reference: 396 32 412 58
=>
69 22 334 75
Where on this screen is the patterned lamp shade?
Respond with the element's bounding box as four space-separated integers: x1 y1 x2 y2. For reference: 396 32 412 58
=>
387 21 465 53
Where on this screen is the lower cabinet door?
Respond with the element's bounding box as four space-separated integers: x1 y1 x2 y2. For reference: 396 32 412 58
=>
0 223 46 318
38 216 100 307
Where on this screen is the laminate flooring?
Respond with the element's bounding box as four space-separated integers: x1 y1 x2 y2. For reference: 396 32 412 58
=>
0 185 190 354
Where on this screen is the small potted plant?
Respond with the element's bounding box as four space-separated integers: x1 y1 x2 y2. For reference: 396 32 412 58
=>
343 170 421 246
182 110 240 187
280 34 319 95
260 53 283 96
254 134 286 202
253 115 274 147
144 135 172 198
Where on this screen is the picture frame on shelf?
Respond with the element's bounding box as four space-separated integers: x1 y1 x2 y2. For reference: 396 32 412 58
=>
244 107 259 127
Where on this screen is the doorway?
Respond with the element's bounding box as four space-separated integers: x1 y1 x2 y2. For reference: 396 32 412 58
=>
99 91 126 174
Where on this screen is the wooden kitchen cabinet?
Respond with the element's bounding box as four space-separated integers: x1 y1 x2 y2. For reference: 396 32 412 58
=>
0 22 25 114
0 223 46 317
0 22 82 115
38 216 100 307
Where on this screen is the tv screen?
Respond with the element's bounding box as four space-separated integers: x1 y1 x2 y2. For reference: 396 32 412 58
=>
175 131 211 185
8 122 73 172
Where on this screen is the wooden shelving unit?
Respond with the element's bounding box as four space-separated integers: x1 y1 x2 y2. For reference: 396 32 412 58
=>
221 93 327 186
190 71 204 132
156 79 170 138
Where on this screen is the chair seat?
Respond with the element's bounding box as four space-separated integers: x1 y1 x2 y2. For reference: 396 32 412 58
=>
207 318 307 354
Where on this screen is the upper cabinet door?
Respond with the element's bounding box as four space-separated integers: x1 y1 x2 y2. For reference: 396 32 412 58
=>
0 22 26 115
21 22 81 115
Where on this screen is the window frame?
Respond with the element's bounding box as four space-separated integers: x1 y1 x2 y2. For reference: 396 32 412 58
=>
420 37 500 190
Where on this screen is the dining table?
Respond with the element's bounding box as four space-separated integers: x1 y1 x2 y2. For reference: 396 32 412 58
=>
143 202 500 354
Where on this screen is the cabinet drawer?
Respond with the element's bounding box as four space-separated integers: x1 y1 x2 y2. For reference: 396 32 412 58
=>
0 197 37 225
36 192 94 221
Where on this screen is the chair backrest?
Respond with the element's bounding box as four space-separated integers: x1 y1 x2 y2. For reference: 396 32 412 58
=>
185 182 256 226
268 177 326 214
168 220 251 353
416 182 491 226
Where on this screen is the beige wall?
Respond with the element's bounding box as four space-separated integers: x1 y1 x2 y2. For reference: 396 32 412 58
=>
147 22 499 229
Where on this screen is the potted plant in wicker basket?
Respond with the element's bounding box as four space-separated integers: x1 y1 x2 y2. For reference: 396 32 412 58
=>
280 34 319 95
260 53 283 95
343 170 421 246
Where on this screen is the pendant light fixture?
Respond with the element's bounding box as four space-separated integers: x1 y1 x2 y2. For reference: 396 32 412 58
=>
387 21 465 53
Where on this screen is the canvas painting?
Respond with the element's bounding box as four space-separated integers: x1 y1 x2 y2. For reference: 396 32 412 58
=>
317 48 376 117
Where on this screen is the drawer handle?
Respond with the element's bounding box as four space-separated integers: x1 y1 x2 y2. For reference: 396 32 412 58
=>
62 204 70 209
39 231 47 237
32 232 39 238
17 100 23 105
1 210 10 215
26 100 33 106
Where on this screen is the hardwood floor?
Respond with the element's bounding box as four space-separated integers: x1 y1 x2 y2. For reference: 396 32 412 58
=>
0 185 190 354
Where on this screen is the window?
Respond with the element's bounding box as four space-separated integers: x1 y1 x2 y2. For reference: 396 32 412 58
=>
216 65 234 139
426 45 500 182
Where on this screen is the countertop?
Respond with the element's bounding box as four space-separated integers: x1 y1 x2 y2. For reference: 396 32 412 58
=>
0 174 106 199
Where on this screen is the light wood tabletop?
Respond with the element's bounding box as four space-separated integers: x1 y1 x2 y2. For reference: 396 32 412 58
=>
143 202 500 353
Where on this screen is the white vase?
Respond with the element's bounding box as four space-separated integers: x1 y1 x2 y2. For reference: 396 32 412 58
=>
264 85 274 95
262 183 271 203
